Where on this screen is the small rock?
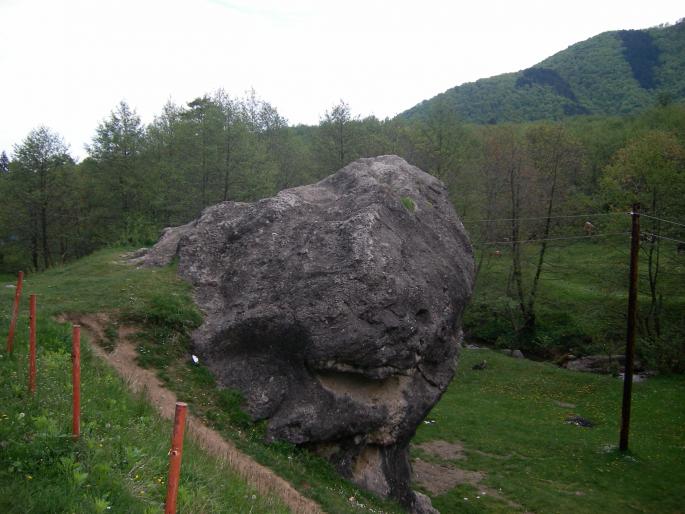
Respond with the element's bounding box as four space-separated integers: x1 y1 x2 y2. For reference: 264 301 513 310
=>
564 354 644 375
617 372 652 383
130 247 149 259
565 415 594 428
554 401 576 409
412 491 439 514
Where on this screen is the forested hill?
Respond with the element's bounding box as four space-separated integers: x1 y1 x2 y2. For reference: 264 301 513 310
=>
402 19 685 123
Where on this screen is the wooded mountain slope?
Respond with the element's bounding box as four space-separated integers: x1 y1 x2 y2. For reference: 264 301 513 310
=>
402 19 685 123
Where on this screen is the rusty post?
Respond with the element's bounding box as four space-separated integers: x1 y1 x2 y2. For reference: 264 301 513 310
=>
620 203 640 452
165 402 188 514
28 294 36 394
6 271 24 354
72 325 81 440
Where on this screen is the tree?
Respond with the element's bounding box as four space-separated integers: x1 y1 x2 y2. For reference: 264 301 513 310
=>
603 130 685 338
181 96 224 210
0 151 9 174
521 124 582 334
145 100 191 225
318 100 355 171
9 127 73 269
87 101 148 241
477 123 582 343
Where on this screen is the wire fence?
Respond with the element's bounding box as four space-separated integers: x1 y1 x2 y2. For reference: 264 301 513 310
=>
641 232 685 245
475 232 630 246
464 212 628 223
638 213 685 229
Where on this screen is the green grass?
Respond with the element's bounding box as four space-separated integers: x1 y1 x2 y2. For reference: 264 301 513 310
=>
3 246 683 514
400 196 416 213
466 240 685 366
414 348 685 513
0 249 404 514
0 302 289 513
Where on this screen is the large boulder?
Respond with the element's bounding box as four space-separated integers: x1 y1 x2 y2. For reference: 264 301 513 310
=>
139 155 474 512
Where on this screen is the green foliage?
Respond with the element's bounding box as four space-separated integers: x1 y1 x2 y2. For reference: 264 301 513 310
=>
102 322 118 353
0 151 9 174
468 239 685 365
125 292 202 370
114 215 163 247
639 331 685 373
216 389 253 429
0 249 406 514
602 129 685 216
403 21 685 124
516 67 579 101
0 300 288 513
618 29 660 89
400 196 416 212
131 292 202 332
1 126 77 271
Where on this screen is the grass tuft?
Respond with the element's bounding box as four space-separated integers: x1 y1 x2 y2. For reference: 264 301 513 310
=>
400 196 416 213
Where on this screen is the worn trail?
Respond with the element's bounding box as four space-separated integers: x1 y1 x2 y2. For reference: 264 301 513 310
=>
61 313 323 514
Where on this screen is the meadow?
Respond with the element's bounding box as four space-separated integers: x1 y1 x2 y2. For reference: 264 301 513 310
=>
0 246 683 513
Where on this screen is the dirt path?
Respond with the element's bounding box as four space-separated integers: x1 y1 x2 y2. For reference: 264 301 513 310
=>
59 313 323 514
412 440 525 510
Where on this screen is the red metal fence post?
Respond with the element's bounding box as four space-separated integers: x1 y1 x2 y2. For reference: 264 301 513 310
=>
165 402 188 514
6 271 24 354
28 294 36 394
72 325 81 440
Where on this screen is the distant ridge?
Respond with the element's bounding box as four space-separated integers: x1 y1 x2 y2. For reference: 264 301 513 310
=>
401 19 685 123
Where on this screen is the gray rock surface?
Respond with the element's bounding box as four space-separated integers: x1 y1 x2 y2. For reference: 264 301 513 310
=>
139 155 474 511
412 491 440 514
564 354 643 374
500 348 525 359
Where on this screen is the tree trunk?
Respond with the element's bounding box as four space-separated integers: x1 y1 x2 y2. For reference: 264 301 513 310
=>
338 121 345 167
646 195 661 337
40 204 50 269
509 158 527 330
527 154 560 325
223 128 231 201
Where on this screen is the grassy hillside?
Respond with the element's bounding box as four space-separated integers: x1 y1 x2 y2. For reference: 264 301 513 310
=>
0 250 403 514
403 20 685 123
0 267 289 512
1 248 683 513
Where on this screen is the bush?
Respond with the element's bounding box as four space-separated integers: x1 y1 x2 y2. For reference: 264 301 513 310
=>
638 332 685 373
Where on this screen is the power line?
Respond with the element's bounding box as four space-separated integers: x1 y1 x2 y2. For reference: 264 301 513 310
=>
475 232 630 246
638 213 685 229
464 212 627 223
640 232 685 245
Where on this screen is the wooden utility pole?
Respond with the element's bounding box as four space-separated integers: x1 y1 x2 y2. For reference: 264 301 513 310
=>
620 203 640 452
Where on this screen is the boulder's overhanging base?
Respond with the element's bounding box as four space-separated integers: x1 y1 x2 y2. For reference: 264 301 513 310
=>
139 155 474 512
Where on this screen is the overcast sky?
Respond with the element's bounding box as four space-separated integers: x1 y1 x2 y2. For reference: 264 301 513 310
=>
0 0 682 159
